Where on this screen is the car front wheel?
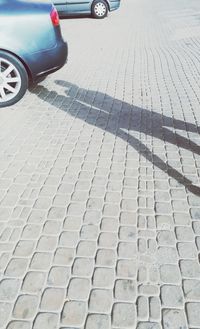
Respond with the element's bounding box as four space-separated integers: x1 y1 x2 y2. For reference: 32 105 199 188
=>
92 0 108 19
0 51 28 108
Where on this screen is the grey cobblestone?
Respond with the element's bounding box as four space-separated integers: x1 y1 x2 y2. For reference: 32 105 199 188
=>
48 266 70 287
186 302 200 327
112 302 136 327
13 295 38 319
33 312 59 329
0 279 20 300
67 277 90 300
22 271 46 293
161 285 184 308
40 288 65 311
89 289 112 313
61 301 86 326
6 321 31 329
162 309 187 329
85 314 110 329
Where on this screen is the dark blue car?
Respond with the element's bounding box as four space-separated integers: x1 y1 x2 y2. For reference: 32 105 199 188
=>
0 0 68 108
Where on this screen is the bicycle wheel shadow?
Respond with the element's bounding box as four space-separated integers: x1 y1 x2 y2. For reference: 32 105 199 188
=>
31 79 200 196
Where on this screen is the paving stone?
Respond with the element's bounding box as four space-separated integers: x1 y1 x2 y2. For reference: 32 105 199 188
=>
83 210 101 224
96 249 116 267
157 247 178 264
180 260 200 278
114 279 136 301
22 271 46 293
175 227 194 241
119 226 136 241
80 225 99 240
22 224 41 239
59 231 79 247
193 221 200 235
0 303 12 328
112 302 136 327
177 242 197 258
156 215 173 230
30 252 52 270
42 220 62 235
77 240 96 257
6 321 31 329
86 198 104 210
34 198 52 209
14 240 35 257
186 302 200 327
0 279 20 300
93 268 115 288
47 207 65 220
53 248 75 265
67 203 86 216
98 232 118 248
157 230 175 246
183 279 200 300
40 288 65 311
13 295 38 319
63 216 82 231
118 242 136 258
173 213 190 226
100 217 119 232
67 278 90 300
155 202 172 214
162 309 187 329
160 265 181 284
121 199 137 211
105 192 121 203
103 204 120 217
117 259 137 278
72 258 94 276
137 323 161 329
137 296 148 320
85 314 110 329
89 289 112 313
61 301 86 326
149 297 161 321
5 258 28 277
139 284 160 296
120 212 137 225
161 285 184 308
47 266 70 286
33 312 59 329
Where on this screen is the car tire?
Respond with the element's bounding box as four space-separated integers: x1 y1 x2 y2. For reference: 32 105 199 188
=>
0 51 28 108
92 0 108 19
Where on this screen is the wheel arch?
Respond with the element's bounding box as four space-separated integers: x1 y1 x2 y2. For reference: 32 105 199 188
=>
0 48 33 82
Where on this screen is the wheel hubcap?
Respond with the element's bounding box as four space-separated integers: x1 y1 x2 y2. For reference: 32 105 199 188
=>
0 57 21 103
94 2 106 16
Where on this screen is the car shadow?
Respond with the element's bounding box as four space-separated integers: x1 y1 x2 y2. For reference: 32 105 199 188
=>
31 80 200 196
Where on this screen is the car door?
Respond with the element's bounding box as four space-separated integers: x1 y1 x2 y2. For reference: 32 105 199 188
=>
66 0 91 14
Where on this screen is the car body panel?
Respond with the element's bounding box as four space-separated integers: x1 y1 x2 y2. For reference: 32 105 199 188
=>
0 0 68 80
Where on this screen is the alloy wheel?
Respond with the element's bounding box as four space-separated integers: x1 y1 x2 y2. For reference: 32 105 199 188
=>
0 57 22 104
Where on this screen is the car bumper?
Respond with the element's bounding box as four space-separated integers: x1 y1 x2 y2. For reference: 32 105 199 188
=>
24 40 68 80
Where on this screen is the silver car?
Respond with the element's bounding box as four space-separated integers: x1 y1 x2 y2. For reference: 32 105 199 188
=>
53 0 120 19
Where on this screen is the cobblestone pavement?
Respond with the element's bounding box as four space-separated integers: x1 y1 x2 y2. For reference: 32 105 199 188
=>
1 0 200 328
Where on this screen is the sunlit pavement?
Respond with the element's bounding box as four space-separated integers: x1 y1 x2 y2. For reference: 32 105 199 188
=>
0 0 200 328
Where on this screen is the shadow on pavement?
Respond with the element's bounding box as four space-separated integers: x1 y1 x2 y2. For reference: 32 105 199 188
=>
31 80 200 196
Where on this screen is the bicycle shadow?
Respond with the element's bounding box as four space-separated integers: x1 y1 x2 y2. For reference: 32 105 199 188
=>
31 80 200 196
